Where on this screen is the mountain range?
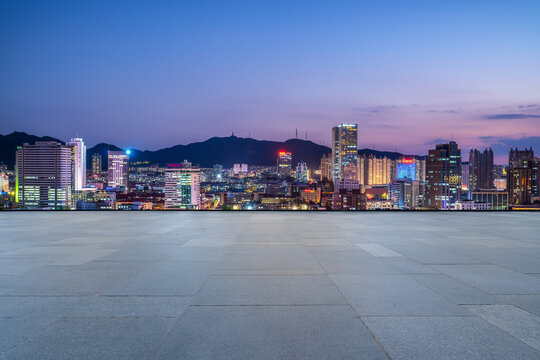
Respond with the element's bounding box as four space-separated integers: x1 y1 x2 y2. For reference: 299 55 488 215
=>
0 132 416 169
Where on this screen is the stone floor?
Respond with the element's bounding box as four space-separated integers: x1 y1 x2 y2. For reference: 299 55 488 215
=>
1 212 540 359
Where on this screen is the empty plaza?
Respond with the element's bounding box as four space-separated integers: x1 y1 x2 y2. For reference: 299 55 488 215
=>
1 212 540 359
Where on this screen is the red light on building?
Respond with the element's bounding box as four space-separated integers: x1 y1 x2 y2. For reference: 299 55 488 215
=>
167 163 183 168
401 158 414 164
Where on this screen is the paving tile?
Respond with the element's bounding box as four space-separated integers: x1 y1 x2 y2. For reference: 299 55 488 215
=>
155 305 388 360
332 274 470 316
363 316 540 360
411 274 502 304
432 264 540 294
2 317 177 360
463 305 540 351
356 243 402 257
103 261 215 296
194 275 347 305
495 295 540 317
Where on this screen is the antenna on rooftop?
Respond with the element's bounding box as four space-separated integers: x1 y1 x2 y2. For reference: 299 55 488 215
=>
296 128 298 138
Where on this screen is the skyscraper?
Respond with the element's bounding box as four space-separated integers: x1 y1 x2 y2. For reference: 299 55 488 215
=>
92 153 102 176
15 142 73 209
164 163 201 209
358 155 393 185
332 124 358 181
107 151 129 189
67 137 86 190
296 161 308 183
507 147 534 205
425 141 462 209
277 151 292 175
468 148 494 191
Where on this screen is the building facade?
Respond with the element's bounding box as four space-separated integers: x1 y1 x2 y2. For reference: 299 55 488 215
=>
107 151 129 189
468 148 494 191
507 147 534 205
164 163 201 209
332 124 358 180
92 153 102 176
67 137 86 191
15 142 73 209
425 141 462 209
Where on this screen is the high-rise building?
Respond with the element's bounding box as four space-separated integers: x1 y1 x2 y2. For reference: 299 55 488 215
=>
507 147 534 205
296 161 308 183
332 124 358 180
241 164 248 174
358 155 393 185
390 178 424 209
332 179 363 210
0 172 9 193
277 151 292 175
92 153 102 176
396 157 416 180
233 164 241 175
164 163 201 209
468 148 494 191
67 137 86 190
425 141 462 209
320 153 333 180
461 162 470 190
107 150 129 189
15 142 73 209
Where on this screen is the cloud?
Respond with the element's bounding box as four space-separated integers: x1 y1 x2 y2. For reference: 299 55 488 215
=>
427 109 459 114
483 113 540 120
423 138 449 145
480 136 540 154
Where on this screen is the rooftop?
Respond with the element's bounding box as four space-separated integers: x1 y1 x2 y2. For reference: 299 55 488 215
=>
1 212 540 359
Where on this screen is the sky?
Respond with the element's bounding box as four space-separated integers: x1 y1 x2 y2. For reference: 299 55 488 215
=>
1 0 539 163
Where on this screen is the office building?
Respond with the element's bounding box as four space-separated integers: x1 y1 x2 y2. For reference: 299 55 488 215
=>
15 142 73 209
468 148 494 191
92 153 102 176
425 141 462 209
67 137 86 190
320 153 333 180
296 161 308 183
0 172 9 193
332 179 363 210
332 124 358 180
164 163 201 209
390 178 424 209
107 150 129 189
507 147 534 205
277 151 292 175
358 155 393 185
461 162 469 190
471 190 508 210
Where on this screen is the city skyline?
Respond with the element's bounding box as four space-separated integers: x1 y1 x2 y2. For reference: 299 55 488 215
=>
1 1 539 163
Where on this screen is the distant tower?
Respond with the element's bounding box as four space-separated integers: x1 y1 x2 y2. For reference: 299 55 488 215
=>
332 124 358 181
107 150 129 189
67 137 86 190
92 153 102 176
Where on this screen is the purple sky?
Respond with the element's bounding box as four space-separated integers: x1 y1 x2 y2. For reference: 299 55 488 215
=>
1 1 539 164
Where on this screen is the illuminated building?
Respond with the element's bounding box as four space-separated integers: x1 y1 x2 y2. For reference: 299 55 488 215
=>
332 179 363 210
358 155 393 185
390 178 424 209
300 188 320 204
320 153 333 180
454 201 490 210
0 172 9 193
241 164 248 174
507 147 534 205
296 161 308 183
494 178 507 191
277 151 292 175
164 163 200 209
425 141 462 209
332 124 358 180
461 162 469 190
396 157 416 180
15 142 73 209
67 137 86 190
92 153 102 176
471 190 508 210
468 148 494 191
107 151 129 189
